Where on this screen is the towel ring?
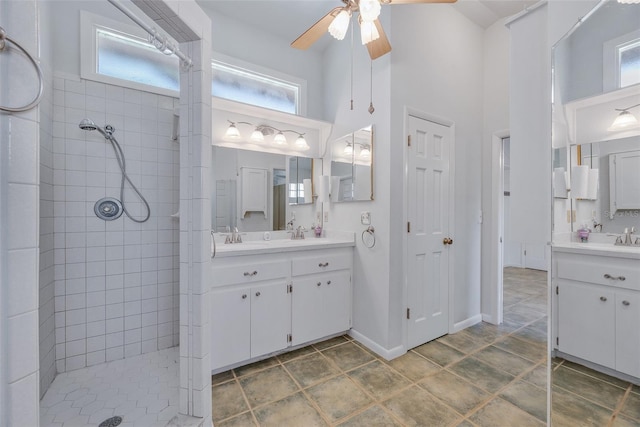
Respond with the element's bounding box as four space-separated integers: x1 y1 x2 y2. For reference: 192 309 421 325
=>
362 225 376 248
0 26 44 113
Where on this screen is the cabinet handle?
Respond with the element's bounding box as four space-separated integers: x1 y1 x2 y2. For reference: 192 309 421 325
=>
242 294 247 299
317 282 322 287
600 296 608 302
604 274 626 281
319 262 329 267
244 270 258 277
255 291 261 297
622 300 631 306
327 280 332 285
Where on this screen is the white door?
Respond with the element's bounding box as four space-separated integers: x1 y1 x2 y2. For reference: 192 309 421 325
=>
407 116 452 348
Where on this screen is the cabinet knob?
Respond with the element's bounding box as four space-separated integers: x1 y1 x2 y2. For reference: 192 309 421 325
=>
319 262 329 267
255 291 261 297
317 282 322 287
622 300 631 306
242 294 247 299
600 296 608 302
327 280 332 285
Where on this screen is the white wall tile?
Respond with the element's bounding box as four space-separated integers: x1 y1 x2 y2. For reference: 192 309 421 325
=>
7 311 38 383
7 249 38 317
8 373 39 427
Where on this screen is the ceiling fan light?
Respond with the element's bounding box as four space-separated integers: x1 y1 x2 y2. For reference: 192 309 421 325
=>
359 0 381 23
328 9 351 40
295 135 310 150
250 128 265 142
360 20 380 45
609 110 639 131
225 122 241 139
273 131 288 145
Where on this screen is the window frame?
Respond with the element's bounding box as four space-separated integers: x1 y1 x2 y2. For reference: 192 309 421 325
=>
80 10 179 97
603 28 640 92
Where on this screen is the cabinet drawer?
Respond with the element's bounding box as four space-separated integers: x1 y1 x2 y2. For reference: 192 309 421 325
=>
556 254 640 290
292 249 353 276
213 259 289 287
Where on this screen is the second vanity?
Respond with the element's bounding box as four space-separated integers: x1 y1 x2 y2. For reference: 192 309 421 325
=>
210 232 355 372
552 240 640 381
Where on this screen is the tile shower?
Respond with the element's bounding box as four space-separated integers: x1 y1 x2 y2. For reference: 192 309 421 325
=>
40 75 180 395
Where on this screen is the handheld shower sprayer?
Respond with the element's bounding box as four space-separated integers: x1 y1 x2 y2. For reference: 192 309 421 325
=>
79 118 151 223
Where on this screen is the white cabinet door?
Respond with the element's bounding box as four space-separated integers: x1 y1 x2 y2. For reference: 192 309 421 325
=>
323 270 351 337
251 281 291 357
558 281 616 369
211 286 251 370
241 167 268 218
616 290 640 378
291 276 325 346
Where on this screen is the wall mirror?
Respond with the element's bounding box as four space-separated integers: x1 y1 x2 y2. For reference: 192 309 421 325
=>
211 146 322 232
551 1 640 424
330 125 374 202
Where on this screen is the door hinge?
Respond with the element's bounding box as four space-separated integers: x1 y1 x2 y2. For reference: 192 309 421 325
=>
288 284 293 293
406 308 411 319
407 222 411 233
408 135 412 147
556 286 559 295
287 334 292 343
556 337 559 346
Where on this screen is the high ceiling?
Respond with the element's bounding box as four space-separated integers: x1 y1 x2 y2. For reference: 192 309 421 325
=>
196 0 538 52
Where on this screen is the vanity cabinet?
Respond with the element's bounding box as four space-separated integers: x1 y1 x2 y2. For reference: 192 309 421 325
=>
554 250 640 378
210 247 353 372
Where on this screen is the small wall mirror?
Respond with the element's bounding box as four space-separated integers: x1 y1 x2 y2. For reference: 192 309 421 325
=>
288 156 317 206
330 125 374 202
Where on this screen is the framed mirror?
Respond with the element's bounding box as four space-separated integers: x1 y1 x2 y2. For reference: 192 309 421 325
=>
330 125 374 202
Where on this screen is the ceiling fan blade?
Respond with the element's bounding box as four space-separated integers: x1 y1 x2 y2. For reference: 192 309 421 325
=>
382 0 456 4
366 19 392 60
291 7 342 50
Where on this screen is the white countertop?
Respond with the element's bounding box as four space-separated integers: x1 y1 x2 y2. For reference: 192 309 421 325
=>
553 241 640 260
212 231 355 258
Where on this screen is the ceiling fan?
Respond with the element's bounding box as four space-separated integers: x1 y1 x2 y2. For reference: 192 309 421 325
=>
291 0 456 60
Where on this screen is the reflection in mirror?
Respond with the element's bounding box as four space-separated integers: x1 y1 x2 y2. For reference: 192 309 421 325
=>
330 125 374 202
211 146 322 232
551 2 640 425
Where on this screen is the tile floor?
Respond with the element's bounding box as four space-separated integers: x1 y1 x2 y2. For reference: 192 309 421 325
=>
211 268 554 426
40 347 179 427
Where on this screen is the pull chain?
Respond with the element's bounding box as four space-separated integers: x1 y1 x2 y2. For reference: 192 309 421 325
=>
368 58 375 114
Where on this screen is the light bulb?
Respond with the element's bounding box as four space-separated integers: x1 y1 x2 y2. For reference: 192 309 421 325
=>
273 132 287 145
359 0 381 23
250 128 265 142
225 122 241 139
618 0 640 4
360 145 371 158
360 20 380 45
295 135 309 150
609 110 639 131
328 9 351 40
344 142 353 155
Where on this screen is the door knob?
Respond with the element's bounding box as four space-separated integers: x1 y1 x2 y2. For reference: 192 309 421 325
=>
443 237 453 245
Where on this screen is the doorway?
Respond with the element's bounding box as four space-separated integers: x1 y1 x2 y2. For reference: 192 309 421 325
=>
405 113 455 349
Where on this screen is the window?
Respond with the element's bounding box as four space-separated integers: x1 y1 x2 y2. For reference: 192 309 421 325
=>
604 29 640 92
289 183 304 204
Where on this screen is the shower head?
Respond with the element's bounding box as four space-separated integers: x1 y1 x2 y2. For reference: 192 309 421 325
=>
79 118 98 131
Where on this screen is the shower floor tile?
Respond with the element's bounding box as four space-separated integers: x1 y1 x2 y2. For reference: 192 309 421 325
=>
40 347 179 427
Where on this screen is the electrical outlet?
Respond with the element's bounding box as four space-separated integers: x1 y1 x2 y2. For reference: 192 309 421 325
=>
316 211 322 223
361 211 371 225
324 211 329 222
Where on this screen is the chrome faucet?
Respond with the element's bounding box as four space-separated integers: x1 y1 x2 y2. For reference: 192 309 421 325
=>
286 218 295 230
290 226 306 240
231 227 242 243
615 227 638 246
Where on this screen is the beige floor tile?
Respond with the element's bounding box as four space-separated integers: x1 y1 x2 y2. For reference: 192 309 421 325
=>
413 340 465 367
313 335 350 351
611 414 640 427
561 360 630 389
454 420 477 427
233 357 278 378
417 370 490 415
336 405 403 427
239 366 299 408
322 342 376 372
384 351 441 382
253 392 328 427
448 357 515 394
276 345 317 363
499 380 547 422
383 386 459 427
212 380 249 422
551 386 613 427
284 352 339 388
348 360 411 400
472 345 534 377
552 365 626 410
437 331 487 354
469 398 544 427
493 336 546 362
211 370 234 386
522 363 547 389
621 391 640 421
214 411 257 427
306 376 373 422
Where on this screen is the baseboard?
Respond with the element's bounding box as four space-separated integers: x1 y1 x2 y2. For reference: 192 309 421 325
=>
481 313 495 324
348 329 406 361
452 314 483 333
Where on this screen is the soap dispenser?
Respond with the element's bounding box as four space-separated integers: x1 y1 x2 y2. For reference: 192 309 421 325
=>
577 224 590 243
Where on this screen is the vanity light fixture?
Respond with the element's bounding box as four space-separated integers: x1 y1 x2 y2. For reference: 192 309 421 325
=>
225 121 241 139
224 120 306 148
273 131 288 145
344 142 354 155
295 134 310 150
360 144 371 158
328 9 351 40
250 128 265 142
609 103 640 131
617 0 640 4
